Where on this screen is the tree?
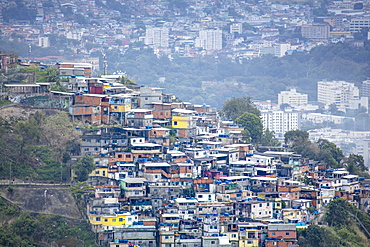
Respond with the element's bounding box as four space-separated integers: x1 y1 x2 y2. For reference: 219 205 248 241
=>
221 97 260 121
39 111 81 163
284 130 309 144
317 139 344 168
279 103 291 111
120 75 136 87
21 65 60 83
325 198 353 227
72 155 95 182
235 113 263 143
354 2 364 9
328 103 344 116
241 129 251 143
343 154 368 176
66 181 94 199
298 225 327 247
260 129 281 146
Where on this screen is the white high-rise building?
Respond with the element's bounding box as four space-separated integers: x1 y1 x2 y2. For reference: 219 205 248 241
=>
274 43 291 57
38 36 50 48
230 23 242 34
261 109 301 137
317 81 359 109
278 88 308 108
196 29 223 51
145 27 169 48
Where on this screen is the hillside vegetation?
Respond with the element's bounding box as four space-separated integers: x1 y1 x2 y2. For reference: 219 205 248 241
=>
298 198 370 247
0 108 80 181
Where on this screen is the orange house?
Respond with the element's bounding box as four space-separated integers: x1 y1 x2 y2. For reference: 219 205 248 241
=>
266 224 298 247
152 103 172 120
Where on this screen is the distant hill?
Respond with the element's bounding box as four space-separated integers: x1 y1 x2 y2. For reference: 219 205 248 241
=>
108 42 370 109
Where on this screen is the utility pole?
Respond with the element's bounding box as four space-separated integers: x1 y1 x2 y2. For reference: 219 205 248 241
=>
102 51 107 75
28 44 32 61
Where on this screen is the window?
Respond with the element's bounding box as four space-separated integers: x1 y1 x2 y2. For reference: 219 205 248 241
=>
112 219 116 222
96 217 101 221
104 219 108 222
118 154 122 158
211 241 215 245
286 232 290 235
272 232 276 236
119 218 123 222
174 121 178 125
95 170 100 175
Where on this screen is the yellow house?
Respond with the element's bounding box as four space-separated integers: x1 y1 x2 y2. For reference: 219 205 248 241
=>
172 116 190 129
239 239 259 247
89 167 109 177
109 97 131 113
274 198 282 210
89 212 138 226
225 232 239 242
282 208 306 223
171 109 196 129
239 229 259 247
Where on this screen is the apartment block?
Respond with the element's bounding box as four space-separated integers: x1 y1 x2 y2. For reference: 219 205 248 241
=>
278 88 308 108
261 109 301 137
317 80 359 110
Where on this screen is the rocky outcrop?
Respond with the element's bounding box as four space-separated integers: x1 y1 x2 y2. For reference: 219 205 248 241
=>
0 185 82 219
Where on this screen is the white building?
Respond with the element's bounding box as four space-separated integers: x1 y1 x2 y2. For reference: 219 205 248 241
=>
301 113 349 124
361 80 370 97
317 80 360 110
145 27 169 48
196 29 223 51
261 109 300 137
66 30 83 41
230 23 242 34
274 43 291 57
350 18 370 32
349 96 368 112
278 88 308 108
38 36 50 48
